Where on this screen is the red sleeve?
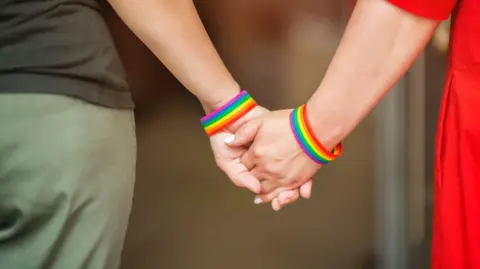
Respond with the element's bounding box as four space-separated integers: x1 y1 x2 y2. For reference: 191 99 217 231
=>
388 0 457 20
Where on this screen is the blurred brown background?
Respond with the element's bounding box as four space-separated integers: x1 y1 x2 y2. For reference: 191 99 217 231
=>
104 1 448 268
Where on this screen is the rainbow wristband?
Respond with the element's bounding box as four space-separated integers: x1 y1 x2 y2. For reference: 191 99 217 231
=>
290 104 342 164
201 90 257 136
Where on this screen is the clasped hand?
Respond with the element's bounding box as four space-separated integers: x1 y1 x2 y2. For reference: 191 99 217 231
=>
211 108 322 211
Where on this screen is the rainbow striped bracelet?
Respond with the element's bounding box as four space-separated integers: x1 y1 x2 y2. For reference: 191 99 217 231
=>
290 104 342 164
201 90 257 136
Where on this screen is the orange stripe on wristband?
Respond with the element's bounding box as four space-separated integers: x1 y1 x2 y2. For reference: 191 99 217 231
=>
290 104 342 164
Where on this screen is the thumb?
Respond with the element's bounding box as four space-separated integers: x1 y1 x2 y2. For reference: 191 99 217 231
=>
236 172 262 194
225 119 262 147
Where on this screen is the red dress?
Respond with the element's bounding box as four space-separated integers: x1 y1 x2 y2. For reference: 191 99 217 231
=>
389 0 480 267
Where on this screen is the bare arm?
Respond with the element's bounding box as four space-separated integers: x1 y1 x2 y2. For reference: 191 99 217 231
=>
226 0 456 208
306 0 441 147
107 0 239 111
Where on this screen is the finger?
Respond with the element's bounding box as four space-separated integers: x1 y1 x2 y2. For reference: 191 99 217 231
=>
299 179 313 199
225 118 262 147
222 162 261 194
261 175 310 196
278 190 300 205
236 172 262 194
271 198 281 211
240 148 256 170
253 178 310 201
250 167 267 181
260 178 279 194
254 187 291 204
275 190 300 210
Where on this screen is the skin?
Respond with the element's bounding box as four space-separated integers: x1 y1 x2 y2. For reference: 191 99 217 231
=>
107 0 311 200
228 0 440 210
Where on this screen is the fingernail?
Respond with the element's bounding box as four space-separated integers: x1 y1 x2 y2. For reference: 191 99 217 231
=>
254 197 263 204
224 134 235 144
272 199 281 211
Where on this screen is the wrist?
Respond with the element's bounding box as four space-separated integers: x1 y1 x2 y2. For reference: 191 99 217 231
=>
290 104 343 165
226 105 268 133
201 85 242 114
200 90 260 136
304 101 346 150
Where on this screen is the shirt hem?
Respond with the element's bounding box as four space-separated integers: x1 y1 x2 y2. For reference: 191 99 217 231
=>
0 73 134 109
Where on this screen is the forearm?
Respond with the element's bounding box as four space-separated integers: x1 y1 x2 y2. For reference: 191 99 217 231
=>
307 0 439 147
108 0 239 111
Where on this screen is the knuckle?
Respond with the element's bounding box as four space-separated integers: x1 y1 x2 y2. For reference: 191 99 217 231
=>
261 184 274 194
291 178 301 186
263 164 274 173
232 180 244 188
284 177 300 186
244 124 255 134
251 147 263 158
240 123 255 138
264 164 282 176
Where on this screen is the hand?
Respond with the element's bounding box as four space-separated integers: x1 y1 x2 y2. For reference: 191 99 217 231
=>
208 106 268 194
210 131 261 192
227 109 320 210
209 106 311 207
